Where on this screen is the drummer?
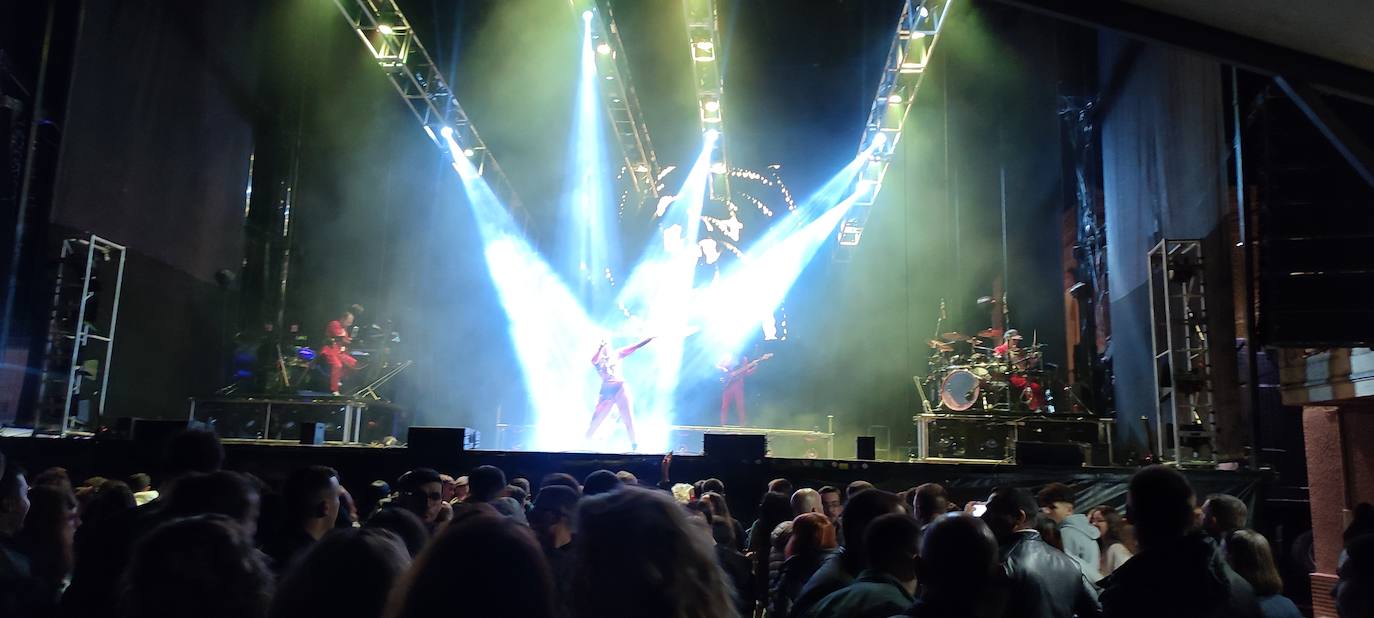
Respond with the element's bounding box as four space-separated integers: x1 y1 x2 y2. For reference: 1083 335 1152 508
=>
993 329 1024 365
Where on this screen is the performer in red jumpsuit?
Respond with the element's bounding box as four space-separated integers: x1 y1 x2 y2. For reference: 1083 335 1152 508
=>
587 336 654 451
718 355 762 426
320 308 358 395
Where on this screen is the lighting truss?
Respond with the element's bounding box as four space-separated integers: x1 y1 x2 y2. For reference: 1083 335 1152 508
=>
683 0 729 202
571 0 663 200
332 0 526 224
836 0 953 259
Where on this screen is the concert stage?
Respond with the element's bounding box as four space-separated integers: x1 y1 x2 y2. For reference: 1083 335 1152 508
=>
0 434 1265 522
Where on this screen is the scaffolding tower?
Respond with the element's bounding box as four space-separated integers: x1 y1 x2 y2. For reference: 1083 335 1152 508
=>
1147 239 1218 466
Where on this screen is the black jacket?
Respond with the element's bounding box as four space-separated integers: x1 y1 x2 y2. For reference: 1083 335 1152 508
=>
770 549 838 618
1000 530 1102 618
1098 531 1262 618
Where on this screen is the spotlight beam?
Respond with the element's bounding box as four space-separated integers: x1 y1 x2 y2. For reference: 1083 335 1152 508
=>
684 0 730 201
564 17 619 309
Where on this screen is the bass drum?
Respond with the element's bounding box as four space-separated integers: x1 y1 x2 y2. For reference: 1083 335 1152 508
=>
940 368 985 412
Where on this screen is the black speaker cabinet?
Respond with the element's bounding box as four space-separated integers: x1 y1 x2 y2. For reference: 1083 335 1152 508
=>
703 433 766 461
407 426 478 454
856 436 877 460
1015 441 1085 467
299 422 326 445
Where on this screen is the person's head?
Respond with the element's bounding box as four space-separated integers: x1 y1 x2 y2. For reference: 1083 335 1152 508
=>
81 479 135 525
439 474 457 501
866 513 921 588
913 483 950 524
282 466 341 536
768 478 793 496
452 476 470 502
583 469 622 497
1336 533 1374 618
841 489 906 565
1126 465 1197 548
127 473 153 493
571 486 734 618
982 486 1040 542
700 478 725 496
1201 494 1248 538
917 513 1000 603
511 476 532 495
124 514 273 618
0 463 30 536
504 484 528 506
1036 482 1077 524
33 467 72 492
701 491 731 521
671 482 695 503
819 486 843 521
363 506 429 558
749 491 794 551
387 512 555 618
540 472 581 496
791 488 821 515
615 471 638 486
1088 504 1127 545
270 528 410 618
530 485 579 549
19 484 80 581
847 480 875 498
164 428 225 477
467 465 507 503
166 471 262 538
339 309 355 328
1222 529 1283 597
395 468 444 523
786 512 838 558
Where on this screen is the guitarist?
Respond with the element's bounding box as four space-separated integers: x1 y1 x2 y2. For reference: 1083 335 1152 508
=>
718 353 772 426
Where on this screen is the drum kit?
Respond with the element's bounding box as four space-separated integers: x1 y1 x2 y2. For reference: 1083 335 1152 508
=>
924 327 1051 414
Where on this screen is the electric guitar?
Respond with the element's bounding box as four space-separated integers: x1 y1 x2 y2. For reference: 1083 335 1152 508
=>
720 353 773 384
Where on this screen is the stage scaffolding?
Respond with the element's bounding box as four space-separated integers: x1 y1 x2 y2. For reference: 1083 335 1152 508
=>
683 0 730 202
836 0 954 261
331 0 526 225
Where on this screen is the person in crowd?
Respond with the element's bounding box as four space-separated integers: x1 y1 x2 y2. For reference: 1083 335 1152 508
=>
0 462 35 617
1088 505 1134 575
541 472 582 496
672 482 695 503
898 513 1002 618
122 514 274 618
336 486 359 528
768 520 796 611
749 491 795 608
511 476 532 495
363 506 428 558
1222 530 1302 618
792 489 905 617
569 485 735 618
802 513 920 618
392 468 445 528
702 478 726 496
505 484 529 508
1097 465 1261 618
819 486 843 523
583 469 622 496
847 480 875 498
14 484 79 610
530 484 578 583
31 468 73 494
1336 532 1374 618
438 474 458 502
263 466 340 574
912 483 949 529
771 512 839 617
164 428 226 479
702 491 747 552
769 478 794 496
269 528 410 618
127 473 158 506
387 509 555 618
1038 482 1101 583
79 479 134 527
982 487 1101 618
615 471 638 486
463 465 526 524
1202 494 1249 541
711 516 754 616
792 488 822 516
164 470 263 538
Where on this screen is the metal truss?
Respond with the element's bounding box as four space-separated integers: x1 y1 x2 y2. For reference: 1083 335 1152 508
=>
332 0 526 222
683 0 729 202
571 0 664 201
836 0 953 259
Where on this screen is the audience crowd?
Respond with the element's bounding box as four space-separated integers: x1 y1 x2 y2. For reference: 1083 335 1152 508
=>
0 430 1368 618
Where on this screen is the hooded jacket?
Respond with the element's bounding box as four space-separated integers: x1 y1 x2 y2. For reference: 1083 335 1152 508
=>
1098 531 1262 618
1058 513 1102 583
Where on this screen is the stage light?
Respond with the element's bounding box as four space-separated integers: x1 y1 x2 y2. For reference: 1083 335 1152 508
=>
596 43 611 55
704 100 721 112
711 161 727 174
463 148 475 158
919 6 930 18
694 41 714 51
583 10 593 22
439 126 453 139
887 94 903 104
635 164 650 173
378 24 395 35
873 132 887 147
705 128 720 142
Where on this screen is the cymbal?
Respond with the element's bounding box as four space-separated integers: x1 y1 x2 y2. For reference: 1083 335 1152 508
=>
940 332 969 342
977 328 1004 338
927 339 954 352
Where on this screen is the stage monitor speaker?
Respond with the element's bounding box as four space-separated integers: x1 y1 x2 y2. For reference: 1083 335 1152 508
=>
856 436 876 461
299 422 326 445
1015 441 1085 467
407 426 478 453
703 433 766 461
